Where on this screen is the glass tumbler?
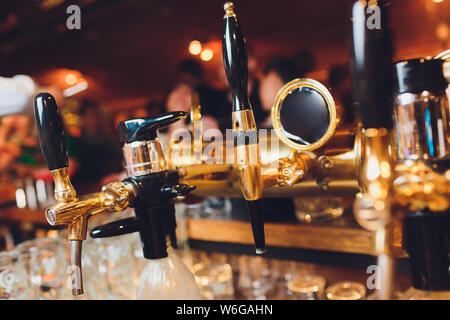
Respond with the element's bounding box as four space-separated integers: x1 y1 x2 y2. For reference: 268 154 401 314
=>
294 196 344 222
16 237 67 300
0 249 29 299
194 261 234 300
287 274 326 300
325 281 367 300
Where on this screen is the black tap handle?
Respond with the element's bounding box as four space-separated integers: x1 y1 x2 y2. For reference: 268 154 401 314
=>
90 217 142 238
118 111 187 143
351 0 394 129
33 93 69 171
247 200 266 254
222 2 251 112
161 184 196 199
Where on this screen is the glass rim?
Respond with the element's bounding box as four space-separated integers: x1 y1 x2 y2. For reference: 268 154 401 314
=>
325 281 367 300
16 237 61 254
288 275 326 294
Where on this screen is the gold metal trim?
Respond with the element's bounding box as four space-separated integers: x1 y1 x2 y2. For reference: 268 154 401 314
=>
123 140 167 176
435 49 450 60
190 93 203 164
223 2 236 18
232 109 263 200
271 78 338 152
232 109 257 131
51 168 76 203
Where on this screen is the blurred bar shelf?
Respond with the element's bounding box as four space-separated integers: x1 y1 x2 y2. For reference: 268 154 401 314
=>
186 213 406 257
0 207 406 257
0 207 48 225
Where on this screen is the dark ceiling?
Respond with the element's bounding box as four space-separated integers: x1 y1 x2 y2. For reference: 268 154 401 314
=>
0 0 449 105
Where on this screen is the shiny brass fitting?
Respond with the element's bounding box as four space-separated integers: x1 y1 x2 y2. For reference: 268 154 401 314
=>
51 168 76 203
232 109 263 201
46 180 135 241
277 151 313 186
224 2 236 18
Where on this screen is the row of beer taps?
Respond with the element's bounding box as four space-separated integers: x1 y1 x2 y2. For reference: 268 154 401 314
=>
31 1 449 298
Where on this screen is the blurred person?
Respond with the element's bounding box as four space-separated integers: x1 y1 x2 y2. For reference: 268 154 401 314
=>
0 75 36 117
0 75 37 172
165 59 220 138
292 49 317 76
259 57 302 128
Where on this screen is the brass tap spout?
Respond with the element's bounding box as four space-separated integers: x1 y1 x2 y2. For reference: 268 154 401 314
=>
47 170 135 296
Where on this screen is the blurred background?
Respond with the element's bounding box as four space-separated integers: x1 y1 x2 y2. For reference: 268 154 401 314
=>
0 0 448 300
1 0 449 103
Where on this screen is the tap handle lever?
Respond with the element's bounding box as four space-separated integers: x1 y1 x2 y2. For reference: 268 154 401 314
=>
161 184 196 199
33 92 69 171
90 217 142 238
118 111 187 143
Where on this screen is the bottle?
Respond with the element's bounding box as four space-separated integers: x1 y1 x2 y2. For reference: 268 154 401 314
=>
399 208 450 300
135 237 202 300
394 58 449 162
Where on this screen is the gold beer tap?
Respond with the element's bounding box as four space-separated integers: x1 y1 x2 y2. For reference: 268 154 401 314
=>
222 2 265 254
33 93 136 296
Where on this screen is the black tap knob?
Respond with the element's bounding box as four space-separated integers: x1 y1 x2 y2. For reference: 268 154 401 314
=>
161 184 196 199
33 93 68 171
90 217 142 238
222 2 251 112
118 111 187 143
351 0 395 129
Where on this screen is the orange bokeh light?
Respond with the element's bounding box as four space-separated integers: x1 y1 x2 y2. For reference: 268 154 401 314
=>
200 48 213 61
188 40 202 55
65 73 78 85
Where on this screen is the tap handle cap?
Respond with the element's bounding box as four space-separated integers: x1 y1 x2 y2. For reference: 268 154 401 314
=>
33 92 69 171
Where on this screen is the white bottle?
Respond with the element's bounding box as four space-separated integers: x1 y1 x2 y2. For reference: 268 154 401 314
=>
135 239 202 300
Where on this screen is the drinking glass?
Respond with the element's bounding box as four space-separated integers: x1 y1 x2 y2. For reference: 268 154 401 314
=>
287 274 326 300
325 281 367 300
16 237 67 300
83 233 137 300
0 249 29 299
294 196 344 222
193 254 234 300
237 255 272 300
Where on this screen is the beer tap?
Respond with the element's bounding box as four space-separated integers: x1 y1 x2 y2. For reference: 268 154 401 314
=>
90 113 195 262
33 93 136 295
222 2 265 254
351 0 396 299
33 93 189 295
